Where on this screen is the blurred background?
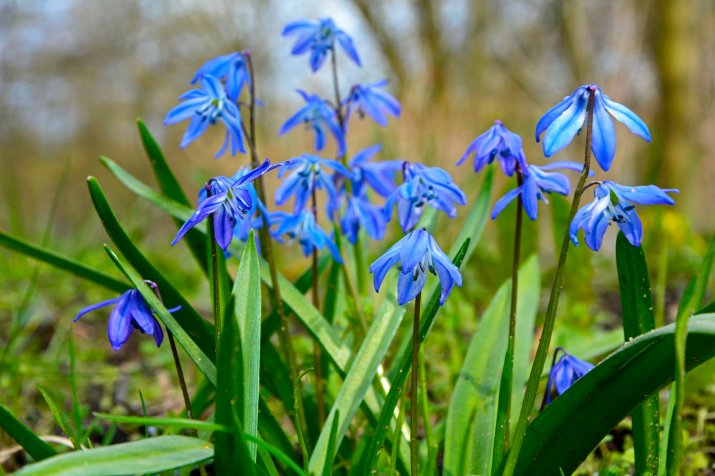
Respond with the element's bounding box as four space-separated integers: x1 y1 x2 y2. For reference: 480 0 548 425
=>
1 0 714 472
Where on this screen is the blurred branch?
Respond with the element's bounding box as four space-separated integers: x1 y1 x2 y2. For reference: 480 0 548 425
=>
413 0 447 102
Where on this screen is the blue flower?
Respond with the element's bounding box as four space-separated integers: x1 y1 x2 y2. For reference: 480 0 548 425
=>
282 17 361 72
164 74 246 158
345 80 401 127
535 84 651 171
491 161 585 221
275 154 349 218
74 284 179 351
457 120 527 176
570 180 678 251
369 228 462 306
271 211 342 262
349 144 402 197
191 52 250 101
172 160 283 251
544 348 594 405
385 163 467 232
280 90 345 156
341 194 387 244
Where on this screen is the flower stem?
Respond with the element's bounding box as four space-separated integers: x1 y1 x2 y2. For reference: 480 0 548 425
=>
241 51 307 448
208 210 222 338
494 171 524 463
411 292 422 476
330 48 368 296
311 188 326 426
502 88 595 476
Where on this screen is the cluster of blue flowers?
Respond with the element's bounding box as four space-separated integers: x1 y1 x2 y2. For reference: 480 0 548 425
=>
459 84 678 251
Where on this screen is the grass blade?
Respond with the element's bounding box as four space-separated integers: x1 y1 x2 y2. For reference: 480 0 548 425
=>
37 386 79 449
615 231 660 474
15 436 212 476
0 403 57 461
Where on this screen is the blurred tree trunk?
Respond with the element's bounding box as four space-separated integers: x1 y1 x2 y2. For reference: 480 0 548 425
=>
350 0 408 89
414 0 447 103
650 0 694 188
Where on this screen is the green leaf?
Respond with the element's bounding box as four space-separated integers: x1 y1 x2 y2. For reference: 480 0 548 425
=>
444 255 539 476
103 246 217 386
234 231 262 461
615 232 660 474
87 176 215 361
309 293 405 474
355 239 471 474
215 254 255 475
93 413 226 432
135 119 209 273
513 314 715 475
14 436 212 476
0 403 57 461
0 230 126 293
322 410 340 476
444 279 510 476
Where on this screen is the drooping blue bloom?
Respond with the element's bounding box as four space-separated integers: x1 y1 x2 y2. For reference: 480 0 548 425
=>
271 211 342 262
164 74 246 158
282 17 361 72
544 348 594 405
370 228 462 306
280 90 346 156
74 284 179 351
385 163 467 232
491 161 586 221
341 194 387 244
349 144 402 197
191 52 250 101
570 180 678 251
275 154 349 218
457 120 527 176
535 84 651 171
172 160 284 251
345 80 401 127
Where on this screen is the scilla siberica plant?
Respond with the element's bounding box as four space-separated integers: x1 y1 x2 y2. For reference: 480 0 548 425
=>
9 11 709 476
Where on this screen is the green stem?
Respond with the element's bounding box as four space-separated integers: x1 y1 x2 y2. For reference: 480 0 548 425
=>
208 210 222 338
389 396 406 476
502 88 595 476
411 292 422 476
242 51 307 448
418 347 434 472
312 189 326 426
494 171 524 466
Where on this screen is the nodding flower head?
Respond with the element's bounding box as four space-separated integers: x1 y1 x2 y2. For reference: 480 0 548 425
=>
191 52 251 101
385 162 466 232
458 120 527 177
544 348 594 405
492 161 586 221
282 17 361 72
535 84 651 171
74 283 180 351
280 90 345 156
172 160 284 251
341 193 387 244
369 228 462 306
275 154 349 219
270 210 342 263
348 144 402 198
570 180 678 251
345 80 401 127
164 74 245 158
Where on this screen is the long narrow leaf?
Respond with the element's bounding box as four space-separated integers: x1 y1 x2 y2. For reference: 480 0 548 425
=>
309 293 405 474
0 230 126 293
513 314 715 475
15 436 212 476
0 403 57 461
234 231 262 460
615 232 660 474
